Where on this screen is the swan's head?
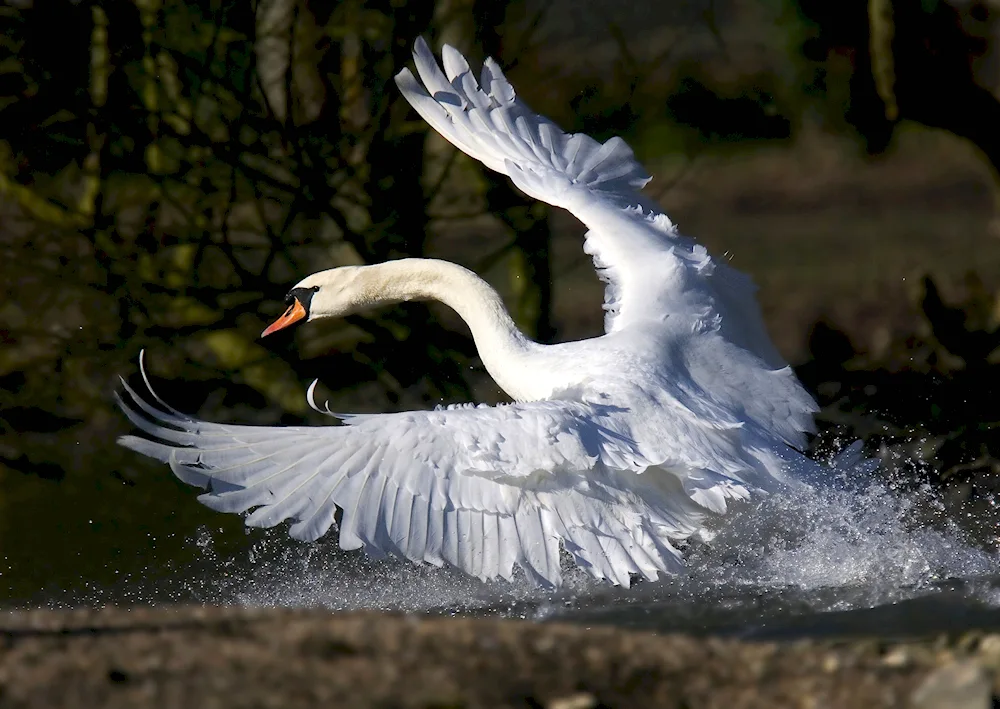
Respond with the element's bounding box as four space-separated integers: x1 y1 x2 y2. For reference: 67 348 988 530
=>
261 266 370 337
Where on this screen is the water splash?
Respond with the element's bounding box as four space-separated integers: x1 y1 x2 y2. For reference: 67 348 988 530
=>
689 478 993 598
33 461 1000 636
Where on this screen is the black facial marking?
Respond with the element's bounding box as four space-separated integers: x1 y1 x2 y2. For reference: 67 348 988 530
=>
285 285 320 313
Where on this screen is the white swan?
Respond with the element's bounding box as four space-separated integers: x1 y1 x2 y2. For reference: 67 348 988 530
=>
118 38 831 588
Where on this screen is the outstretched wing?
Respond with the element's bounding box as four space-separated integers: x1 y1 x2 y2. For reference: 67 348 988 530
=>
117 369 728 587
395 39 817 449
394 39 782 367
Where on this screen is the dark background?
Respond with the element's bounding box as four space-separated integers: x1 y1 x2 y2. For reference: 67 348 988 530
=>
3 0 1000 605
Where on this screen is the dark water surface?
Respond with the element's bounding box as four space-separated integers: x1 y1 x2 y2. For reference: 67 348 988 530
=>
12 470 1000 642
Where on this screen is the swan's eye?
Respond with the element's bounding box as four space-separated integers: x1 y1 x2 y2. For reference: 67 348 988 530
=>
284 285 320 305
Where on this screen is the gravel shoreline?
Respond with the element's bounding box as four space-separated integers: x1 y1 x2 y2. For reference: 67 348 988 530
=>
1 606 997 708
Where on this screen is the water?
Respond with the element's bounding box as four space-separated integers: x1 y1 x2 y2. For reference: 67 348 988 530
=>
23 466 1000 640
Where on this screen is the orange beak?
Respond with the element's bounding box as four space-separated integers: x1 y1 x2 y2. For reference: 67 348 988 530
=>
261 298 307 337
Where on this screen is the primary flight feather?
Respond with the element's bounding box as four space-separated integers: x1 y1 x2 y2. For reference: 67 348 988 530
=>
119 38 836 588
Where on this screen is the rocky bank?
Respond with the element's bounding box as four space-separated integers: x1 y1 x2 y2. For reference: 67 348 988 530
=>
0 606 997 708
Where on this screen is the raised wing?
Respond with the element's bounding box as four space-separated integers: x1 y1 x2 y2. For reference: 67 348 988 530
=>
117 367 730 587
394 39 782 365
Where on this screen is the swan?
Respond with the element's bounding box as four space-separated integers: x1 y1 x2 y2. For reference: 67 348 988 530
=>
117 38 834 588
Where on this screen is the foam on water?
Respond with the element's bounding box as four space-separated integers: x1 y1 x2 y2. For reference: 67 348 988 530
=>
685 477 996 600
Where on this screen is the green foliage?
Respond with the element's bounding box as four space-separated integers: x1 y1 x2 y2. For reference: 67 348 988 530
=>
1 0 484 420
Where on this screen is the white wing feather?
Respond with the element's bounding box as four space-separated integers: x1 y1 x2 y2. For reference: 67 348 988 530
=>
117 372 726 587
395 39 785 359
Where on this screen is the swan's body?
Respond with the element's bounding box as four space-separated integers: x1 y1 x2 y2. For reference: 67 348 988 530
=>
119 39 830 587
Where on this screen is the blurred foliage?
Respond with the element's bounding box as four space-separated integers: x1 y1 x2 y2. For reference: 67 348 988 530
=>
792 0 1000 169
665 73 790 145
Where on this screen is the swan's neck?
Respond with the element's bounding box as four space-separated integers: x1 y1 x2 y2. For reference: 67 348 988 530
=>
363 259 544 400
